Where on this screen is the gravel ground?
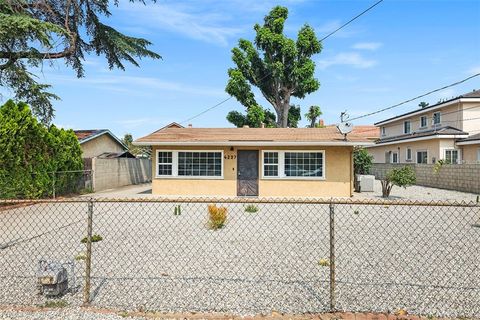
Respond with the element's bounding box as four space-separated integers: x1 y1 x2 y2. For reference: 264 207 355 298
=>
354 180 479 201
0 200 479 318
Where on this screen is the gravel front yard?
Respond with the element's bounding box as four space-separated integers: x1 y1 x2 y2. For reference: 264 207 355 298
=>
0 200 479 318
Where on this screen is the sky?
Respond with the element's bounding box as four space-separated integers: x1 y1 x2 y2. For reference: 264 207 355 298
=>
5 0 480 140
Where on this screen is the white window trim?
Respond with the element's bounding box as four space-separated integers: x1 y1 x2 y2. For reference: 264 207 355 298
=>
155 149 224 179
433 112 441 126
261 150 326 180
381 126 386 136
406 147 412 161
391 151 399 164
416 149 428 164
403 121 411 134
419 116 428 129
443 149 460 164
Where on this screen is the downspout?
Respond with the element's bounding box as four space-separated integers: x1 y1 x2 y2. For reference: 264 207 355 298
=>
350 147 354 197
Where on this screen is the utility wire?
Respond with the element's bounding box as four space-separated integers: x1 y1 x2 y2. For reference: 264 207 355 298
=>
178 0 385 125
349 73 480 122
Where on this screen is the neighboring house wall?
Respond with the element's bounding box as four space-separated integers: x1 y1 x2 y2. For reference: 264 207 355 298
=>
93 158 152 192
461 101 480 134
461 144 480 163
370 163 480 194
151 145 353 197
81 134 125 158
368 139 452 164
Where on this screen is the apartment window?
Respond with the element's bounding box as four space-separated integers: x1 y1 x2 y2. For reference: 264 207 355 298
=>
406 148 412 161
391 152 399 164
477 149 480 162
157 151 173 176
417 151 428 164
262 150 325 179
381 127 386 136
156 150 223 178
444 149 459 164
178 152 222 176
433 112 441 125
403 121 411 134
263 152 279 177
420 116 427 128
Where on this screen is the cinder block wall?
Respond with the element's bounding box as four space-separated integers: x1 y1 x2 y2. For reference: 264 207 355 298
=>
92 158 152 192
371 163 480 194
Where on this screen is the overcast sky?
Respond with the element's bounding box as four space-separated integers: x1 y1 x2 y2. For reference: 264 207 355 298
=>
8 0 480 139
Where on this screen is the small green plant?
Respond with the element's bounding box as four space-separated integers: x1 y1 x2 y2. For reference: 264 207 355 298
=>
40 300 69 308
75 252 87 261
318 258 329 267
381 166 416 198
174 205 182 215
433 159 446 173
353 210 360 215
80 234 103 244
245 204 259 213
208 204 227 230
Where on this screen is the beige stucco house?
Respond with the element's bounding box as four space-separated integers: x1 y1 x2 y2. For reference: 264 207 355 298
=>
134 125 372 197
367 90 480 164
74 129 128 158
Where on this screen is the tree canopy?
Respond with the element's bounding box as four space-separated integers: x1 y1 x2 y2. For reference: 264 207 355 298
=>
225 6 321 127
122 133 151 158
0 0 161 124
0 100 83 198
305 105 322 127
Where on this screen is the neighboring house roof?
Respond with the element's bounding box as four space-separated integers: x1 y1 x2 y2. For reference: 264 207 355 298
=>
97 151 136 159
374 126 468 145
74 129 127 149
456 133 480 145
325 125 379 141
134 125 374 146
375 90 480 126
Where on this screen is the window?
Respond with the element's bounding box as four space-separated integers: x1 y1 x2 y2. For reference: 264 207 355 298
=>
417 151 428 164
477 149 480 162
403 121 411 134
433 112 441 125
262 150 325 179
157 151 173 176
391 152 399 164
178 152 222 176
406 148 412 161
381 127 386 136
445 149 459 164
420 116 427 128
156 150 223 178
263 152 279 177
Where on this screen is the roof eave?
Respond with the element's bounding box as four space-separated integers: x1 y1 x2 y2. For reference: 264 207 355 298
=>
368 134 467 147
133 141 374 147
79 130 127 149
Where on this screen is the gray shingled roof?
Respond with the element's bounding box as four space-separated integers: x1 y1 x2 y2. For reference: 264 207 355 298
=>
457 133 480 142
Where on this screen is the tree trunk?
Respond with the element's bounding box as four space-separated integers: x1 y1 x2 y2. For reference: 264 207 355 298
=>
276 101 290 127
381 180 392 198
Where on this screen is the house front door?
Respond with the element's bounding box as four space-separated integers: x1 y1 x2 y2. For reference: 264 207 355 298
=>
237 150 259 196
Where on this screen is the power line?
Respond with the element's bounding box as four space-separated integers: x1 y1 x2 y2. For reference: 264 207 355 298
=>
177 0 385 125
349 73 480 122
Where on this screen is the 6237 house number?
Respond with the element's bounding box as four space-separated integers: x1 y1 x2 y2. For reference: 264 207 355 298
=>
224 154 237 160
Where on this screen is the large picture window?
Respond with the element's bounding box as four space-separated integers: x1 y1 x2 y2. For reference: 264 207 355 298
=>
262 150 325 179
156 150 223 178
445 149 459 164
417 150 428 164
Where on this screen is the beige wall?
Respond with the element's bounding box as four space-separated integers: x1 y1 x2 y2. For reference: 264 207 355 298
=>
81 134 125 158
461 144 480 163
367 138 461 164
380 103 463 138
151 145 353 197
461 101 480 134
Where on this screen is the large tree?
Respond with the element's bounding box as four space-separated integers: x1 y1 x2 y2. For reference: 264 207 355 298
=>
0 0 161 124
225 6 321 127
305 105 322 128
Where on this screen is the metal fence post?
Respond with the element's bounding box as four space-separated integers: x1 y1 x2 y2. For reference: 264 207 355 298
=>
83 199 93 305
329 201 336 311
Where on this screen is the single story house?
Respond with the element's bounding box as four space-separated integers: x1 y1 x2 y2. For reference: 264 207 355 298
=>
134 124 372 197
367 90 480 164
74 129 128 158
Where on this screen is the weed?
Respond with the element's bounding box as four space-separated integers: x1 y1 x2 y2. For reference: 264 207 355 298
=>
208 204 227 230
174 205 182 216
245 204 259 213
40 300 69 308
318 258 329 267
353 210 360 215
74 252 87 261
80 234 103 244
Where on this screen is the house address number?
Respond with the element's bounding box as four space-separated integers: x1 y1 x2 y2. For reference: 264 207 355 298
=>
224 154 237 160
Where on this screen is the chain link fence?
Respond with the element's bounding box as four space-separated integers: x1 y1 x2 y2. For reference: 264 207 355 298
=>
0 197 479 317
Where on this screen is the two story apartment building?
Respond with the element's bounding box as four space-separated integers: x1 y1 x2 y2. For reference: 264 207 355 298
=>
368 90 480 164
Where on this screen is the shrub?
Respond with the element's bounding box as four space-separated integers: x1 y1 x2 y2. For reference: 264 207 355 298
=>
353 147 373 175
208 204 227 230
381 166 416 198
245 204 258 213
